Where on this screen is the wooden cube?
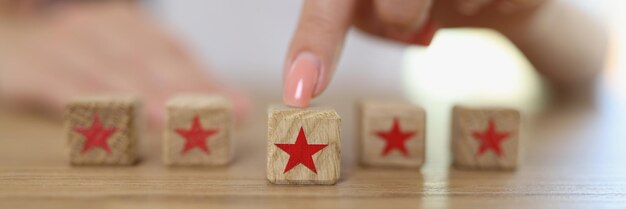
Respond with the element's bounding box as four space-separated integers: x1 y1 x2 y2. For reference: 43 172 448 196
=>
359 101 426 168
163 94 233 166
64 96 139 165
451 106 521 170
267 105 341 185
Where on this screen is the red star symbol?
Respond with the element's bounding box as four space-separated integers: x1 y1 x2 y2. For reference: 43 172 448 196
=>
375 117 416 157
275 127 328 174
74 113 117 154
472 119 510 157
175 116 218 155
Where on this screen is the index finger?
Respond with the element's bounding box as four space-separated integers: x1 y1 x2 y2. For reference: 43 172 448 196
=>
283 0 357 107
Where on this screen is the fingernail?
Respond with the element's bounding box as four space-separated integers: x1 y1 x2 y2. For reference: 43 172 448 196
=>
283 52 320 107
411 19 439 46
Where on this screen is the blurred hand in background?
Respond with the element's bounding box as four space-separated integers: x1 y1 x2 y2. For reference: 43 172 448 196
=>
0 1 250 126
283 0 607 107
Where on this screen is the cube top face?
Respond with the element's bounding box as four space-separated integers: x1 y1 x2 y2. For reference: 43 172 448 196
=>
64 96 139 165
452 106 521 170
166 94 232 110
360 101 426 168
164 95 233 166
267 105 341 185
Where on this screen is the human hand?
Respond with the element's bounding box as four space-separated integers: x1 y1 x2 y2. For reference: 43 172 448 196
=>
282 0 544 107
0 2 250 126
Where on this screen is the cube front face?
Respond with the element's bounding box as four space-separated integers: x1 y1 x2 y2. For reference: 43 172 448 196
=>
360 102 425 168
164 95 233 166
451 106 520 170
267 106 341 185
65 97 138 165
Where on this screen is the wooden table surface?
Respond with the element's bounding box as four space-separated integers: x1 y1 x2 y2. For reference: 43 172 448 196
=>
1 85 626 208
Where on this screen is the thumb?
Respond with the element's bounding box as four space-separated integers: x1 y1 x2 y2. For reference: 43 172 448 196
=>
283 0 357 107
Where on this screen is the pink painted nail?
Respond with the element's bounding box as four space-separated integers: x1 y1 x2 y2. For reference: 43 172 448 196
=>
283 52 321 107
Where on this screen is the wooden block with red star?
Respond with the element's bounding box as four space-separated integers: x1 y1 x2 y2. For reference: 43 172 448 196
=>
267 105 341 185
163 95 233 166
64 96 140 165
451 106 521 170
359 101 426 168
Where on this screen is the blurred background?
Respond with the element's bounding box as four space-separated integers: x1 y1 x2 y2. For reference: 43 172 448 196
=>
144 0 621 165
0 0 623 165
2 2 626 207
149 0 614 101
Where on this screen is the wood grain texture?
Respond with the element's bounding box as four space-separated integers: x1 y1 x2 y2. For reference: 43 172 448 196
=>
267 105 341 185
163 95 233 166
359 101 425 168
2 90 626 208
64 96 139 166
451 106 520 170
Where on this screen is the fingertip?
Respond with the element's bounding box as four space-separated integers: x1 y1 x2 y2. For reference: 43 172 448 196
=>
284 0 356 103
282 52 321 108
